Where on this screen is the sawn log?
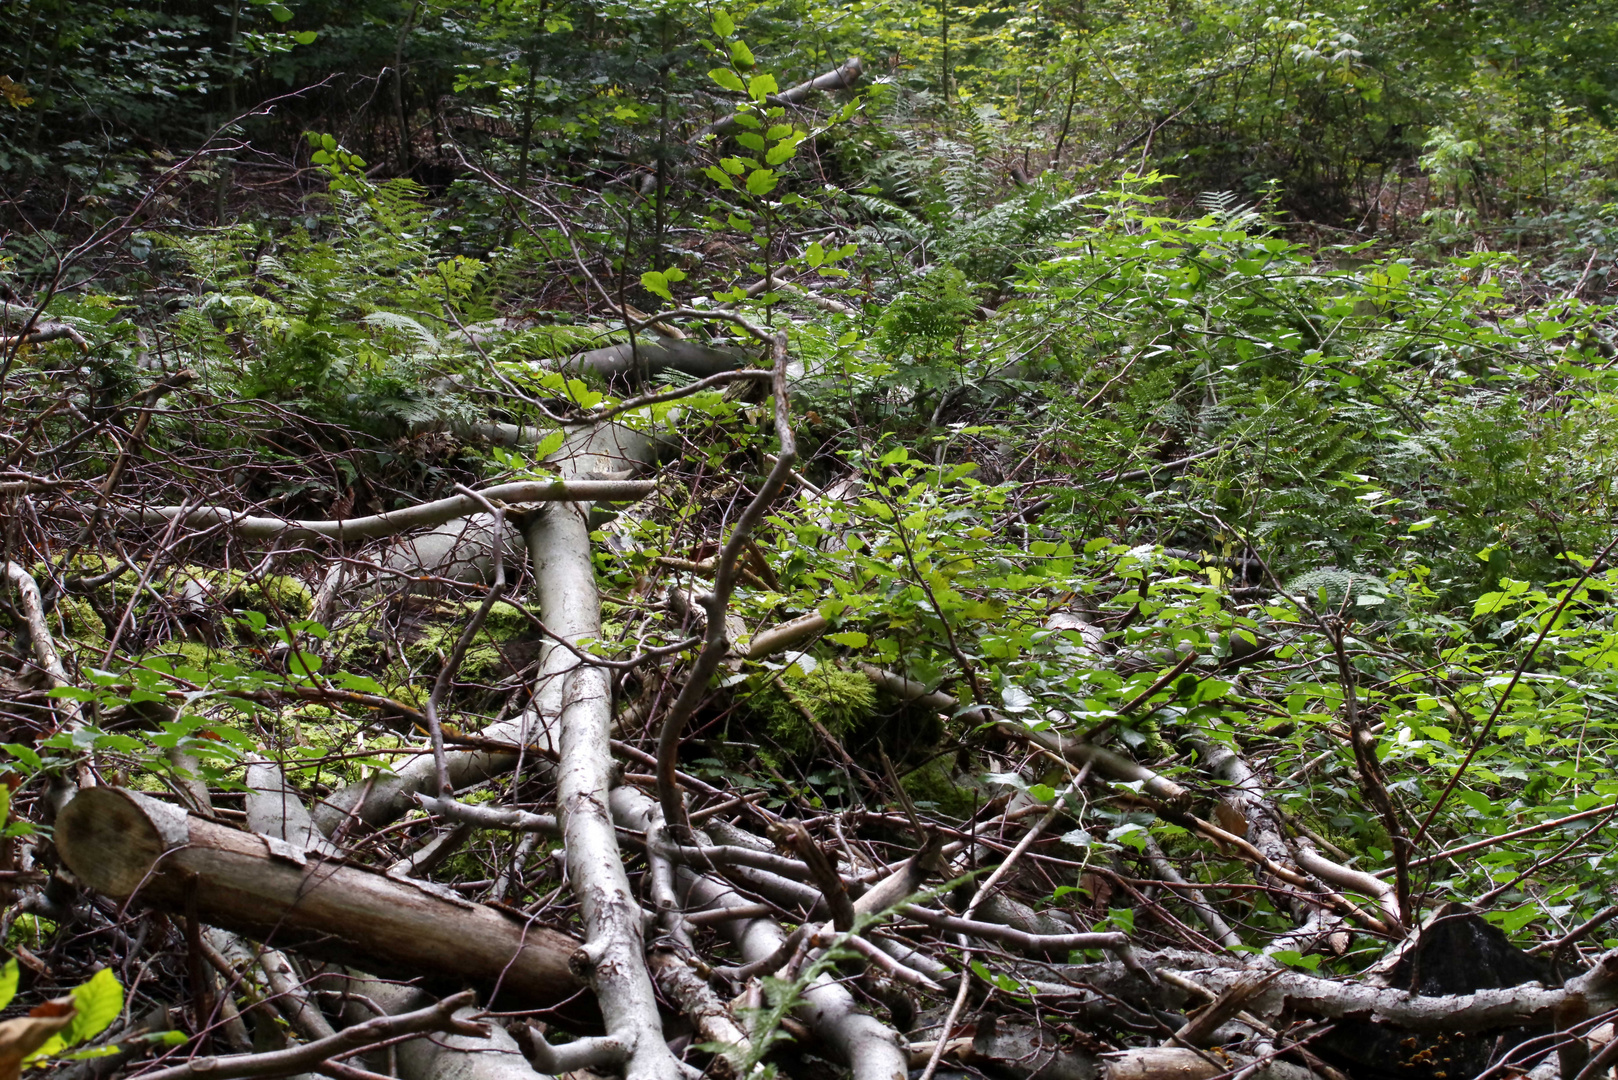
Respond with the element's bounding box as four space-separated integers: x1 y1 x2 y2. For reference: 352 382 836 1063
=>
56 787 588 1013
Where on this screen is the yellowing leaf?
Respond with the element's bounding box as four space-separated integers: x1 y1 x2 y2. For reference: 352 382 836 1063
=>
66 969 123 1046
709 68 745 94
6 1008 76 1076
0 76 34 109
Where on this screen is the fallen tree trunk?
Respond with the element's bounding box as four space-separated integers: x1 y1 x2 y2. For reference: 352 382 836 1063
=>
56 787 587 1014
698 58 865 140
336 976 549 1080
560 337 750 384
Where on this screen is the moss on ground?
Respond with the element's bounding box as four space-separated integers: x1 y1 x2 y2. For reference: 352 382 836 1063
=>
52 596 107 649
401 600 529 680
901 758 980 817
164 567 314 620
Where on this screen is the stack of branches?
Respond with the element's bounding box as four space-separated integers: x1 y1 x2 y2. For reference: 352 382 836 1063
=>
4 114 1618 1076
3 318 1616 1080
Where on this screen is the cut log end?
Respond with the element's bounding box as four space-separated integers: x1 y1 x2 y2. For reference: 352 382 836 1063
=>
57 786 176 897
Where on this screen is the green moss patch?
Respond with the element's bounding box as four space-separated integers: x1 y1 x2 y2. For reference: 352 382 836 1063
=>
755 662 877 757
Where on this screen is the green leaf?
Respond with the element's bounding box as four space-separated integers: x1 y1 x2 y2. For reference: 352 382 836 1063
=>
745 168 778 196
641 271 673 301
764 139 798 166
269 3 293 20
730 40 755 68
532 429 565 457
703 166 736 190
0 959 18 1011
1027 783 1058 802
747 74 778 102
735 132 765 152
66 968 123 1046
826 631 868 648
2 744 42 770
333 672 385 694
711 10 735 37
708 68 745 94
1270 949 1323 971
287 651 323 677
292 30 317 44
805 241 825 267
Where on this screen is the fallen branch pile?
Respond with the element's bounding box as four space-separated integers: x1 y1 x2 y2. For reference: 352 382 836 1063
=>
2 172 1614 1080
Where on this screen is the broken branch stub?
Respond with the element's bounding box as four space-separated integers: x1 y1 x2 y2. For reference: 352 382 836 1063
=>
55 787 587 1014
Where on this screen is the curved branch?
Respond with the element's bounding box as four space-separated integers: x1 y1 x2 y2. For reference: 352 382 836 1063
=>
132 990 484 1080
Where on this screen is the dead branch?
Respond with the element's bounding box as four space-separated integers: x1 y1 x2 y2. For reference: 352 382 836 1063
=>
132 989 485 1080
129 479 654 541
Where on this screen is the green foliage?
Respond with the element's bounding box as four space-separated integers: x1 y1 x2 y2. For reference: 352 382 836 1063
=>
155 176 490 430
1284 568 1401 617
13 0 1618 996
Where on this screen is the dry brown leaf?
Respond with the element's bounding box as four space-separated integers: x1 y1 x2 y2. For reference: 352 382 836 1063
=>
0 1000 77 1080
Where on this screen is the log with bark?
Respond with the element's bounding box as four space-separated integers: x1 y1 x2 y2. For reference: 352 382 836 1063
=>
55 786 588 1015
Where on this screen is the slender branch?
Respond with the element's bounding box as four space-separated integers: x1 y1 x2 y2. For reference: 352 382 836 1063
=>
131 991 485 1080
1327 617 1409 929
655 332 796 833
424 485 508 799
127 479 654 541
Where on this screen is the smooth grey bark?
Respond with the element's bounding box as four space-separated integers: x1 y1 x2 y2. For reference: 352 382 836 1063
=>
245 756 341 856
339 978 552 1080
1143 834 1242 949
676 865 909 1080
378 513 527 585
697 58 864 140
516 418 681 1080
133 480 651 541
560 337 749 384
312 712 544 836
